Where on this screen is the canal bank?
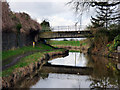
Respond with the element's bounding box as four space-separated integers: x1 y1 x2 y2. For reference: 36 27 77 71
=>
50 38 120 60
50 39 90 53
1 46 69 88
1 42 120 88
12 52 120 88
53 45 89 53
31 52 120 88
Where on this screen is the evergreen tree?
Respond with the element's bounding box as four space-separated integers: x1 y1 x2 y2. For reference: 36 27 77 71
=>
41 20 51 31
90 2 119 30
68 0 120 28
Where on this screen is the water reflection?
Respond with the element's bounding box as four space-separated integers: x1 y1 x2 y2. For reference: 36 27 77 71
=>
33 52 120 88
31 73 91 88
15 52 120 88
48 52 88 67
87 55 120 88
14 72 49 88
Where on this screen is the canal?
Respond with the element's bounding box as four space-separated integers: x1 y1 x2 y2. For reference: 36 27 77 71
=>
16 52 120 88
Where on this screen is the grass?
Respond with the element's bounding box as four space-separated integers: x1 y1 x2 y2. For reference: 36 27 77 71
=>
2 43 54 66
2 43 53 60
2 52 44 77
50 39 88 47
1 43 64 77
2 49 64 77
1 42 65 77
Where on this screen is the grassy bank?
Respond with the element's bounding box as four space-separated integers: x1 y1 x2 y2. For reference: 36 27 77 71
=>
1 43 65 77
2 43 54 67
2 43 53 60
50 39 88 46
2 49 65 77
50 39 90 52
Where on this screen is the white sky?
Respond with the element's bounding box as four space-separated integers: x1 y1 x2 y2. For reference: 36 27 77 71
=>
7 0 94 28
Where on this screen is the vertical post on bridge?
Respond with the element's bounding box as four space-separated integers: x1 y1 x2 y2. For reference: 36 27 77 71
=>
68 26 70 31
58 26 59 31
75 22 78 31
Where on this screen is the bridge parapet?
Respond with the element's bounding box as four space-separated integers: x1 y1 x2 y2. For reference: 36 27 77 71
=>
39 31 93 39
39 25 92 39
50 25 89 31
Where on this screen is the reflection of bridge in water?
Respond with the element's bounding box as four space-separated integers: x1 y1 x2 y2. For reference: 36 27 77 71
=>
39 25 93 39
41 63 93 75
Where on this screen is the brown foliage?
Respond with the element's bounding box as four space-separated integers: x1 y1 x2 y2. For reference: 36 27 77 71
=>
2 2 16 31
15 12 41 34
2 2 41 33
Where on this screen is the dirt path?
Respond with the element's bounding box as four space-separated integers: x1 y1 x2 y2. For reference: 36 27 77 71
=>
2 49 57 71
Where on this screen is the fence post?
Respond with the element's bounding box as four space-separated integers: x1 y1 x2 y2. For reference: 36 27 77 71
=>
33 42 35 48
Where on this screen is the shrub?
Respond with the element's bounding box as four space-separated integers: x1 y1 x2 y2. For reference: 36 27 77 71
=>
114 35 120 49
108 35 120 52
63 39 68 41
16 23 22 30
70 39 74 41
16 23 22 33
108 29 120 42
11 14 17 20
92 28 109 49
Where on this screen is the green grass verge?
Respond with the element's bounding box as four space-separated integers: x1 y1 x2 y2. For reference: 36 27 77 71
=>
2 43 53 61
1 49 64 77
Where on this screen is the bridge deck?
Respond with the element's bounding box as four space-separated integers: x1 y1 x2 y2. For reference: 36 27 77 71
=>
39 30 93 39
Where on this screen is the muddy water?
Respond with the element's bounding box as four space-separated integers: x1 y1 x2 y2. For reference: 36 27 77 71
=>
30 52 120 88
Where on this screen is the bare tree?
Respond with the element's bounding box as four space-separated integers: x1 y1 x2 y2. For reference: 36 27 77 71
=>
67 0 120 28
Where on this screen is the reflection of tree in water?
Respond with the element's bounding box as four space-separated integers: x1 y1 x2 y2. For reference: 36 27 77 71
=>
76 52 83 65
14 71 49 88
86 55 120 88
85 54 95 68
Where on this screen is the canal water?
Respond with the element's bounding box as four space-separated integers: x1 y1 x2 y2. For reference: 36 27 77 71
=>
48 52 88 67
30 52 120 88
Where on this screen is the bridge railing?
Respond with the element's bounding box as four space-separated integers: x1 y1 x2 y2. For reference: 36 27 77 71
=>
51 25 89 31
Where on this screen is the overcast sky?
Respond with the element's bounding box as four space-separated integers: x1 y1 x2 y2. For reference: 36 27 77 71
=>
7 0 94 28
